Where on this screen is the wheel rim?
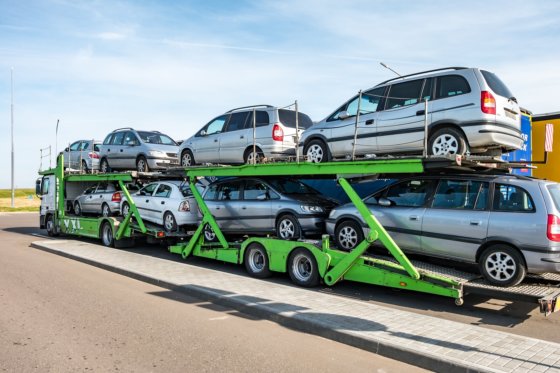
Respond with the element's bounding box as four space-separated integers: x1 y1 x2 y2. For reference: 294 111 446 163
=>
75 203 80 215
123 204 130 216
278 218 295 239
306 144 324 163
164 214 175 231
102 205 109 217
137 159 146 172
182 153 192 167
246 151 260 164
82 161 87 172
338 225 359 250
102 224 113 246
46 218 53 233
291 253 313 282
248 249 265 273
432 134 459 155
101 160 108 173
485 251 517 282
204 225 216 241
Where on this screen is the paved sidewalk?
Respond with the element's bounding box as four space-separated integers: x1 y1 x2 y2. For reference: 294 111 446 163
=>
32 239 560 373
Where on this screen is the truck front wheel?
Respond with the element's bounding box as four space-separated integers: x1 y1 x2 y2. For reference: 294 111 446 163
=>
46 214 59 237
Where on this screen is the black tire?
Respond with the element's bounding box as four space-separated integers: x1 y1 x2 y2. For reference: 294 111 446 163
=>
244 148 264 164
479 244 526 287
121 202 130 217
101 203 111 217
203 223 218 242
304 139 329 163
181 149 195 167
81 160 89 173
163 211 177 232
428 127 468 156
100 222 114 247
276 214 301 240
46 214 59 237
100 158 111 173
244 243 272 278
288 247 320 287
136 156 149 173
335 220 364 251
74 201 82 216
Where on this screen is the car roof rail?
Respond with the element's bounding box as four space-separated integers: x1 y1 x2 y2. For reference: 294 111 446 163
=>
375 67 469 86
226 104 274 113
111 127 135 132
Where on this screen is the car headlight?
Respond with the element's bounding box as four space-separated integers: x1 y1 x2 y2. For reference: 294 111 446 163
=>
148 150 165 156
300 205 323 213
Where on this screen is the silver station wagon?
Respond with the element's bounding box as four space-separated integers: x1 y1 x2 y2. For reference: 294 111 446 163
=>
326 174 560 287
300 67 523 162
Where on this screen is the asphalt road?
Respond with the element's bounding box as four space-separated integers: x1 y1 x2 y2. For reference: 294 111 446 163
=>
0 213 426 373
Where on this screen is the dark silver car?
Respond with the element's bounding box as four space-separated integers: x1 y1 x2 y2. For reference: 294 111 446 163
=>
326 174 560 287
74 183 123 217
62 140 101 172
99 128 180 172
201 177 338 240
300 67 523 162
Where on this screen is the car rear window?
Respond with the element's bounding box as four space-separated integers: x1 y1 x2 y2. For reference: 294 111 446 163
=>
94 144 101 152
278 109 313 129
546 184 560 210
481 70 514 99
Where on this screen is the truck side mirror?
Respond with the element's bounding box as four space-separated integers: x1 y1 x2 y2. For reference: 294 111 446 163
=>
35 178 42 199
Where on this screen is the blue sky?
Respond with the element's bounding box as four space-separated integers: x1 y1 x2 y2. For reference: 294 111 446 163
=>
1 0 560 187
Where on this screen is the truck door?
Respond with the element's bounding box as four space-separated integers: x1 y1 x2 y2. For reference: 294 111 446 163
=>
39 176 55 227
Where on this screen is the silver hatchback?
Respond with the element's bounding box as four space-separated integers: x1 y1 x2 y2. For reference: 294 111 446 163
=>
99 128 180 172
326 174 560 287
179 105 313 166
73 182 123 217
300 67 523 162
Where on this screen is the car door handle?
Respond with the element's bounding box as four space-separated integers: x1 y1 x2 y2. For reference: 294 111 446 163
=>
99 195 102 198
240 135 245 139
107 149 111 152
161 201 165 205
215 206 220 210
120 149 123 152
145 199 149 203
242 206 247 210
470 220 481 226
416 110 425 116
409 215 419 221
365 119 374 125
214 139 218 142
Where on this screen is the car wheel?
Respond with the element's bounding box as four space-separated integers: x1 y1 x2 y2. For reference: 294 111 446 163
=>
335 220 364 251
101 203 111 217
46 214 59 237
181 150 195 167
137 156 149 173
122 202 130 217
479 244 526 287
428 127 468 156
244 243 272 278
203 224 217 242
100 222 114 247
276 214 301 240
163 212 177 232
244 148 264 164
100 158 111 173
74 201 82 216
304 140 329 163
81 160 88 173
288 247 319 287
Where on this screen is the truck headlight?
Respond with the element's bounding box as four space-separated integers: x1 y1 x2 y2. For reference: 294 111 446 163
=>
300 205 323 213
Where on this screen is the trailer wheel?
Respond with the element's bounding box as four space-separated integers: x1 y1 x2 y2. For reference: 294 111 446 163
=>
46 214 59 237
101 203 111 217
479 244 526 287
101 222 114 247
203 224 217 242
74 201 82 216
276 214 301 240
288 248 319 287
244 243 272 278
335 220 364 251
163 212 177 232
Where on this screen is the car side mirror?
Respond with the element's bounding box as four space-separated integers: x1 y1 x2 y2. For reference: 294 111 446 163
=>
200 130 207 136
65 147 69 152
378 197 392 207
338 111 351 120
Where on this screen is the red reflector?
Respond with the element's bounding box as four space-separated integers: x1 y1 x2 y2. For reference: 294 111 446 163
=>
399 282 407 287
272 123 284 141
547 215 560 241
111 192 122 202
157 231 165 238
481 91 496 115
88 152 100 159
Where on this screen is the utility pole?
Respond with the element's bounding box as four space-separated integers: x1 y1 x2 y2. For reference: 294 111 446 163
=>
11 68 14 208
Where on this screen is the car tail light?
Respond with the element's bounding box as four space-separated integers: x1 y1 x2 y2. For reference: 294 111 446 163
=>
272 123 284 141
88 152 100 159
481 91 496 115
179 200 191 212
112 192 122 202
547 215 560 241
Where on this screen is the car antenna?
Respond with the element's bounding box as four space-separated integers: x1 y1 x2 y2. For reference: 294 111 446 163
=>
380 62 402 78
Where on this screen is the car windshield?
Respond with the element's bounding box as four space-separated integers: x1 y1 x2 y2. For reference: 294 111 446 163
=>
547 184 560 210
267 179 318 195
481 70 514 99
137 131 177 145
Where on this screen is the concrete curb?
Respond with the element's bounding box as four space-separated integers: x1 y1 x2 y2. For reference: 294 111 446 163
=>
30 241 501 373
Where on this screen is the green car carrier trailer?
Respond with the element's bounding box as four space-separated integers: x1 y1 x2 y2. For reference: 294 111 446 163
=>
37 154 560 315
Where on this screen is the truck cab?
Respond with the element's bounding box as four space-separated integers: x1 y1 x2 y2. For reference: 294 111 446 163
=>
36 174 58 235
